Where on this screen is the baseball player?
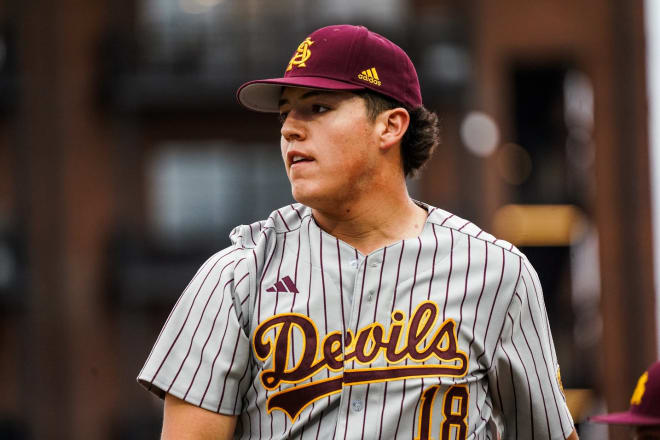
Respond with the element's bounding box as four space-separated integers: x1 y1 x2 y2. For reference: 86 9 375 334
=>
590 361 660 439
138 24 579 439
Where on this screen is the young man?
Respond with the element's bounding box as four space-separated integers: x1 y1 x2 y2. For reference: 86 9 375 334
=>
138 24 579 439
590 361 660 440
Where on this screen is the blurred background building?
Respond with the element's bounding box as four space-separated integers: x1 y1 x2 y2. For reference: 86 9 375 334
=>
0 0 657 439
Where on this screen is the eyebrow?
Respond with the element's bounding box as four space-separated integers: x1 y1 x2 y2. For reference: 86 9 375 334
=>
278 90 336 109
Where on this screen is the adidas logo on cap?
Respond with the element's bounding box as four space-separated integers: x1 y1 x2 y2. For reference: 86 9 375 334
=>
358 67 381 86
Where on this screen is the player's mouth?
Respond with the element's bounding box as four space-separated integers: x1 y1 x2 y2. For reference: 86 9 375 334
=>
287 152 314 169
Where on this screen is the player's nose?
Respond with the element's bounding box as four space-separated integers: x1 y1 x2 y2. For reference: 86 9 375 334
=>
280 113 306 142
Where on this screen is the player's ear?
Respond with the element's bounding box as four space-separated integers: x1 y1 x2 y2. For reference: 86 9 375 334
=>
377 107 410 151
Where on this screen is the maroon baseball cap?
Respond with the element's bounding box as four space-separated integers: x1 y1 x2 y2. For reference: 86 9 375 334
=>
236 24 422 112
590 362 660 426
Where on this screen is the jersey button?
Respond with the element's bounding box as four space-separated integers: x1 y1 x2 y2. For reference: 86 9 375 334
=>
351 399 364 412
367 291 374 302
350 259 359 269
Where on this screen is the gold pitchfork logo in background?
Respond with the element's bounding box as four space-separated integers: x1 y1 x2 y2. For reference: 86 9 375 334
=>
286 38 314 72
631 371 649 405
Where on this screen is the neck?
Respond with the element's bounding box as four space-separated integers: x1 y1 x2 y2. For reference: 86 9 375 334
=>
311 185 428 255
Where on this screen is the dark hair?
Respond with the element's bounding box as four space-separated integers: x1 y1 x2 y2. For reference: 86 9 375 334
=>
356 90 441 177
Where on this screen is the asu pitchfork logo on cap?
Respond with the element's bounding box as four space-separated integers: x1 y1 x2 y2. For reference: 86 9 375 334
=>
286 37 314 72
631 371 649 405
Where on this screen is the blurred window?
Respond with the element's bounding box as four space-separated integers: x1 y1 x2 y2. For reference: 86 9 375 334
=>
147 141 292 247
136 0 408 79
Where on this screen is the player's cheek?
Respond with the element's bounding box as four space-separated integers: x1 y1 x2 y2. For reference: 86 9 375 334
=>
280 138 288 168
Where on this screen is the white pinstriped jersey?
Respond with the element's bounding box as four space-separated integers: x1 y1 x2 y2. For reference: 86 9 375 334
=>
138 202 575 439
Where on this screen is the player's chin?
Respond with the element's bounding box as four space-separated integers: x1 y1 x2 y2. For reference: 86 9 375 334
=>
289 182 326 208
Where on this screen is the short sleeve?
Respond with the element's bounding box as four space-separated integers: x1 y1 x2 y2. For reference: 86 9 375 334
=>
488 257 574 439
137 245 252 415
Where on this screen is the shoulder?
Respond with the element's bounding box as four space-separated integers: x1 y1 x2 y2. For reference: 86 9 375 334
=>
228 203 311 249
423 203 531 287
425 204 525 260
226 203 312 278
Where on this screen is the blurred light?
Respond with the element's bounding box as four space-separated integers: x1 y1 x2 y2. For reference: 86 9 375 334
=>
492 204 587 246
460 111 500 157
495 143 532 185
564 70 594 130
178 0 223 14
565 127 595 170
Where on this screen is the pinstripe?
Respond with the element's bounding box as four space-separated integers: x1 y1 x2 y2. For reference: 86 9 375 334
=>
167 270 233 394
258 231 277 322
249 224 257 246
458 219 471 231
481 248 508 367
290 204 303 220
507 310 535 440
514 290 552 438
427 224 438 301
336 238 346 333
218 325 244 412
488 255 523 368
234 359 251 413
319 228 328 335
500 338 519 439
251 380 263 438
139 254 218 378
404 238 424 437
148 254 231 386
200 302 236 407
306 218 312 318
343 256 369 440
269 234 289 438
394 239 420 439
373 246 386 321
494 367 504 426
476 380 490 428
182 276 232 400
408 237 422 322
457 235 471 335
237 295 250 321
361 247 387 440
288 231 302 379
520 273 568 434
378 242 405 440
442 229 454 321
273 232 287 319
524 263 558 367
277 209 291 231
294 229 301 284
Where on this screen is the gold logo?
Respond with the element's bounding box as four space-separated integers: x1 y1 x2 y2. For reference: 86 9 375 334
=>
286 37 314 72
631 371 649 405
358 67 381 86
557 367 566 397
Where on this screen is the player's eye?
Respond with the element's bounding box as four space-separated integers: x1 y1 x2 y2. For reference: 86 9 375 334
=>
278 112 289 125
312 104 329 114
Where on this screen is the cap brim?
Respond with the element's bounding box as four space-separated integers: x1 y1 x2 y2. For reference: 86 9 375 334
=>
590 411 660 426
237 77 365 113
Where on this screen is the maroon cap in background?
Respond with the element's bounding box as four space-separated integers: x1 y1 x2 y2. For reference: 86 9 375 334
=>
590 361 660 426
236 24 422 112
